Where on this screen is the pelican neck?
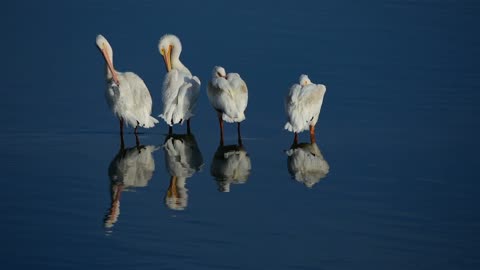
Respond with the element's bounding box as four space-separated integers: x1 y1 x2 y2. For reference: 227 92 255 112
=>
171 59 191 75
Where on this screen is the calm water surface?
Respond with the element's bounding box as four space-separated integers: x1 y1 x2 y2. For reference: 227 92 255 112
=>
1 0 479 269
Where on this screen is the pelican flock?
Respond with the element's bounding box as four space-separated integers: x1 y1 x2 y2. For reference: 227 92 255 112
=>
96 34 329 186
95 35 158 148
158 34 201 134
284 74 327 145
207 66 248 146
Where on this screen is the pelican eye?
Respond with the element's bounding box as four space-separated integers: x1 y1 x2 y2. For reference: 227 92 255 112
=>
217 72 222 77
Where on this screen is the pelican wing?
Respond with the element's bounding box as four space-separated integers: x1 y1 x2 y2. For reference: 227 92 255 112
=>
160 70 201 125
298 84 326 118
207 79 233 113
160 70 183 124
207 75 247 122
284 83 326 132
284 83 302 125
115 72 157 128
285 84 301 106
161 70 182 109
125 73 153 114
183 76 201 119
227 73 248 116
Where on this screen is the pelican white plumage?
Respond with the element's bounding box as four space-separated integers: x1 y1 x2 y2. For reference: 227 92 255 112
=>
96 35 158 148
158 34 201 134
163 134 203 210
286 142 329 188
207 66 248 146
284 74 326 144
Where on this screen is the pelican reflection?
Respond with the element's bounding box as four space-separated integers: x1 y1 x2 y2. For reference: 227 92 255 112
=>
163 133 203 210
211 143 251 192
104 144 158 229
286 142 329 188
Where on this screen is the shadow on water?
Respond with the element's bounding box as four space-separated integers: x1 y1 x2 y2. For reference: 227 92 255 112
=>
162 133 204 211
210 142 252 193
286 141 329 188
104 144 159 232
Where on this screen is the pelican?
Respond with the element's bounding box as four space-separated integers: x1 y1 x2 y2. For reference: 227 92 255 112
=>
284 74 326 144
286 142 329 188
207 66 248 146
104 145 159 229
163 134 203 210
158 34 201 134
96 35 158 148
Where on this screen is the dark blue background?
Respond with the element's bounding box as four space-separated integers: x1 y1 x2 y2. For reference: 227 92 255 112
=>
0 0 479 269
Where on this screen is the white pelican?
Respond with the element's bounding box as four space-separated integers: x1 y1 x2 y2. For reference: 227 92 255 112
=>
211 144 251 192
284 74 326 144
163 134 203 210
96 35 158 148
286 142 329 188
104 145 159 229
158 34 201 134
207 66 248 146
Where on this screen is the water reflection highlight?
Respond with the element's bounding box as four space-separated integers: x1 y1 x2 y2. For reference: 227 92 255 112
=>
104 145 158 229
286 142 329 188
163 133 204 210
211 143 251 192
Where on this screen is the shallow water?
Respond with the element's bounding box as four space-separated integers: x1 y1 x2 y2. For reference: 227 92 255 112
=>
1 0 479 269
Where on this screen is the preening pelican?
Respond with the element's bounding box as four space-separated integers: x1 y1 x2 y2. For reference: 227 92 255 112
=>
104 145 159 230
207 66 248 146
284 74 326 144
286 142 329 188
163 134 203 210
96 35 158 148
158 34 201 134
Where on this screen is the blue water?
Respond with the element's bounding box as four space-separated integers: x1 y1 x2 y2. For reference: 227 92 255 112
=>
1 0 479 269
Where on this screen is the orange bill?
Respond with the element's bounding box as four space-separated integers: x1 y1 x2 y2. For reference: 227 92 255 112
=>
101 47 120 85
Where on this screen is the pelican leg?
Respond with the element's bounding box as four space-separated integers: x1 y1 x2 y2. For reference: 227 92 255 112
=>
237 122 242 146
119 118 125 150
309 125 316 144
187 119 191 135
293 132 299 145
135 121 140 147
218 113 224 146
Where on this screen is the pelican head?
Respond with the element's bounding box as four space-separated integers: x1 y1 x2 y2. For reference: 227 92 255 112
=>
96 34 119 84
158 34 182 72
299 74 312 86
213 66 226 78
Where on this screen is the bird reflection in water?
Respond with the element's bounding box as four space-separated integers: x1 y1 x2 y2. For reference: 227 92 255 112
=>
211 142 251 193
104 144 158 230
286 142 329 188
163 133 203 211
